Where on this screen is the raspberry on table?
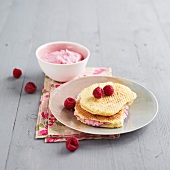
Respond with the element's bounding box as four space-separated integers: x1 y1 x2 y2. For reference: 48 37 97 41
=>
13 68 22 78
24 82 37 94
103 85 114 96
66 137 79 152
64 97 76 110
93 87 104 99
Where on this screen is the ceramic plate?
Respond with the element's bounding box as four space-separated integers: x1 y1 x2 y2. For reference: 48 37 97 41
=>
49 76 158 135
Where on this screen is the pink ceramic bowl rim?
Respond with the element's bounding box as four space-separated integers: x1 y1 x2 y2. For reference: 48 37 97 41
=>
36 41 90 66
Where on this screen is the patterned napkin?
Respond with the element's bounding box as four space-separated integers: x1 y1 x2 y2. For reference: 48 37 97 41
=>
35 67 120 142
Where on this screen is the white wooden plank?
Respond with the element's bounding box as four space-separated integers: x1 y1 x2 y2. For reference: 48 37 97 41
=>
0 0 13 32
0 0 41 169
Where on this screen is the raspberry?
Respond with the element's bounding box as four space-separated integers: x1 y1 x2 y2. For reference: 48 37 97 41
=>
64 97 76 110
93 87 104 99
66 137 79 152
13 68 22 78
24 82 37 94
103 85 114 96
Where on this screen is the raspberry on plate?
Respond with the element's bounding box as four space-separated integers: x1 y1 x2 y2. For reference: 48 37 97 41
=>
93 87 104 99
13 68 22 78
66 137 79 152
103 85 114 96
64 97 76 110
24 82 37 94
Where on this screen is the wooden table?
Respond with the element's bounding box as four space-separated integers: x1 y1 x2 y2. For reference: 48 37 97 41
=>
0 0 170 169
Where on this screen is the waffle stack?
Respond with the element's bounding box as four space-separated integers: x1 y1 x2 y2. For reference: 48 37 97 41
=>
74 82 137 128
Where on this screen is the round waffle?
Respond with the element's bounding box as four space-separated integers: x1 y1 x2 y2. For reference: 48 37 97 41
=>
74 99 126 128
79 82 137 116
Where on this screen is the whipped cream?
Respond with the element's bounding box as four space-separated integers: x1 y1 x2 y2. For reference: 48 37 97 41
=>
124 106 129 119
74 112 107 126
41 49 83 64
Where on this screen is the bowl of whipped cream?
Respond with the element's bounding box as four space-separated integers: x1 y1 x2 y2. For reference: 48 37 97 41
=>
36 41 90 82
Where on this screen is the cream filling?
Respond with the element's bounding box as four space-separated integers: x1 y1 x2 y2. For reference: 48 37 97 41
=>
74 106 129 127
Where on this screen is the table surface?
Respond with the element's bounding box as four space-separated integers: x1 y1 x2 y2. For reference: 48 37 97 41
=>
0 0 170 170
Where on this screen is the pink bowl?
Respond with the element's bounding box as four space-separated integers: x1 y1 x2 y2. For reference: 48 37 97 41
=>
36 41 90 82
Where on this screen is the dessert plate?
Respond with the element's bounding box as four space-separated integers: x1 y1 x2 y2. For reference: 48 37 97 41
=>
49 76 158 135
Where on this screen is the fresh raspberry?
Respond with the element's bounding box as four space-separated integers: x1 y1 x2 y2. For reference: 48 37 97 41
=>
93 87 104 99
13 68 22 78
24 82 37 94
103 85 114 96
64 97 76 110
66 137 79 152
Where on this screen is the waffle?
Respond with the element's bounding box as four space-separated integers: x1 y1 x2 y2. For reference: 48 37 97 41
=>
79 82 137 116
74 99 126 128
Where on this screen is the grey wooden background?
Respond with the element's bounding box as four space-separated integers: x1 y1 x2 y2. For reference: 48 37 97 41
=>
0 0 170 169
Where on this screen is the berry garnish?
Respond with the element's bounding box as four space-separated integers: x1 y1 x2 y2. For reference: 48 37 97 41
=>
103 85 114 96
13 68 22 78
93 87 104 99
64 97 76 110
66 137 79 152
24 82 37 94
